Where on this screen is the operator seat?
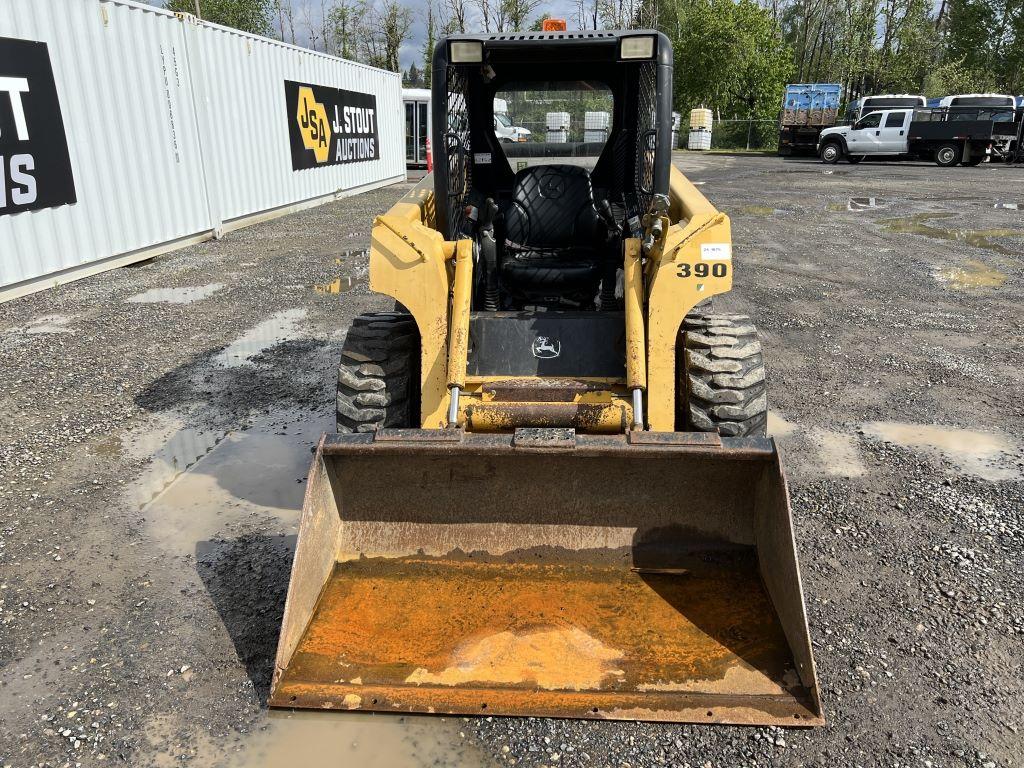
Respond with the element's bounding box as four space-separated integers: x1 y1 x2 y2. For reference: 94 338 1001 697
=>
500 165 608 305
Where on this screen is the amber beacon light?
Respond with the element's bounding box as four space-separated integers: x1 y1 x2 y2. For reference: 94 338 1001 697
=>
542 18 568 31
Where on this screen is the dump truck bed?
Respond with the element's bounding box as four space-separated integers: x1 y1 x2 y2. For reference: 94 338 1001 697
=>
269 430 823 726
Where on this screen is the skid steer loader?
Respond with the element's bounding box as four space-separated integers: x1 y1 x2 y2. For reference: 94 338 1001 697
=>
269 29 824 726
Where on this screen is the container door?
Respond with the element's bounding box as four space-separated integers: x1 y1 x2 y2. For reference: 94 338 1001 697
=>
417 102 429 164
405 102 416 164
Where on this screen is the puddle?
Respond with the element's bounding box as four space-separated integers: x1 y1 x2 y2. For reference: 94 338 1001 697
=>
808 429 866 478
127 283 225 304
220 711 492 768
880 213 1024 254
737 205 775 215
124 415 228 508
214 308 306 367
934 259 1007 290
862 421 1020 481
315 276 360 294
767 411 798 438
12 314 75 335
848 197 886 211
138 409 327 556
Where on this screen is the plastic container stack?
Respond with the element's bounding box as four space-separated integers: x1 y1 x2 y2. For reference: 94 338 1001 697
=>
671 111 681 149
584 111 611 143
546 112 571 143
687 107 713 151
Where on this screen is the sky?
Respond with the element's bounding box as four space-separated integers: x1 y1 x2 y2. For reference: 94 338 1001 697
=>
160 1 608 71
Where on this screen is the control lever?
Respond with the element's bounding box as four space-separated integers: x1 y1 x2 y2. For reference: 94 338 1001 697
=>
598 198 621 311
479 198 500 311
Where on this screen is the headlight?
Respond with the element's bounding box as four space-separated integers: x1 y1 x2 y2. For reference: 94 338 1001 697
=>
620 35 655 60
450 41 483 63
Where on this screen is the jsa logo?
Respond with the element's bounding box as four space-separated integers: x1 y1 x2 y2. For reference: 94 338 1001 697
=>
296 86 331 164
0 76 37 208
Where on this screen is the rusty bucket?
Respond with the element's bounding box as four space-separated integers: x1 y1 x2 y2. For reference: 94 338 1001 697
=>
269 429 823 726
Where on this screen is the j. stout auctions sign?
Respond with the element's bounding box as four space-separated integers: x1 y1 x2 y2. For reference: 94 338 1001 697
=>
0 36 76 215
286 80 379 170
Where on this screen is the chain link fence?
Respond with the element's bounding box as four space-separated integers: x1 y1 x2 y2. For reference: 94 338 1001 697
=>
492 117 781 152
673 119 779 151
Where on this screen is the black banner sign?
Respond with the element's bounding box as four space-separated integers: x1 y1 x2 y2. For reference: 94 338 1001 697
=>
285 80 379 170
1 36 76 215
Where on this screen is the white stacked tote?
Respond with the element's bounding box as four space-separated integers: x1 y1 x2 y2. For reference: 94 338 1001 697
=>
546 111 570 143
671 111 681 149
583 111 610 143
687 107 713 151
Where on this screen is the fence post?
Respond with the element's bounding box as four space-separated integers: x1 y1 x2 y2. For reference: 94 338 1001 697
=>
746 119 753 151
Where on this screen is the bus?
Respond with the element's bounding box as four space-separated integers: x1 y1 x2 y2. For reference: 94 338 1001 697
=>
845 94 926 123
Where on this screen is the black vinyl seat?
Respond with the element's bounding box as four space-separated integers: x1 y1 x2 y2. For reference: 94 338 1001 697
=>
500 165 607 304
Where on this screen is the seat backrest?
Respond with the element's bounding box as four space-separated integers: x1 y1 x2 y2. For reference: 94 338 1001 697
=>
504 165 603 249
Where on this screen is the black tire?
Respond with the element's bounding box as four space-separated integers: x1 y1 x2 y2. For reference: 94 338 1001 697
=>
337 312 420 432
935 144 962 167
677 314 767 437
847 155 865 164
819 141 842 164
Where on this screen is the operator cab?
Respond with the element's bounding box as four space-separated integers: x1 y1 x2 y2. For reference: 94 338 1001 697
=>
431 31 673 311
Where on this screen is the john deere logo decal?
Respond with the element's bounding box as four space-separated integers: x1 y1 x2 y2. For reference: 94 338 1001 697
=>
285 80 378 170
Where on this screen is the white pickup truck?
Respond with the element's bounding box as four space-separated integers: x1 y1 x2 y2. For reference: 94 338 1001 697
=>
818 107 1013 166
817 109 915 163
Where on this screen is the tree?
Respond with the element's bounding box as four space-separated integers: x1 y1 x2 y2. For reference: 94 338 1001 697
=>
676 0 791 117
404 62 426 87
423 1 436 87
167 0 274 35
358 0 411 71
529 12 550 30
495 0 542 32
326 0 364 59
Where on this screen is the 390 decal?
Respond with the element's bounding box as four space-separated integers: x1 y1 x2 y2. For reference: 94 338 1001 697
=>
677 262 729 278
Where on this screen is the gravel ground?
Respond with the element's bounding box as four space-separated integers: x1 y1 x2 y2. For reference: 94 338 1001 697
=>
1 155 1022 767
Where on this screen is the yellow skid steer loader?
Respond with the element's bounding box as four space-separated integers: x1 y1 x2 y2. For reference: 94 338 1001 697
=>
269 29 824 726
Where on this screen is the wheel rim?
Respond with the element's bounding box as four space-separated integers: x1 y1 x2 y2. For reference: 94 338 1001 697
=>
823 146 837 161
939 148 954 164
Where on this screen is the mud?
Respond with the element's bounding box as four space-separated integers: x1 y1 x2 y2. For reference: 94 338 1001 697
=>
861 421 1020 482
127 284 225 304
934 258 1008 289
880 212 1024 255
214 308 308 367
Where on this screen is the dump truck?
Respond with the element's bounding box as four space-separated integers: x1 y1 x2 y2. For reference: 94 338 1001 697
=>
269 28 824 727
778 83 841 156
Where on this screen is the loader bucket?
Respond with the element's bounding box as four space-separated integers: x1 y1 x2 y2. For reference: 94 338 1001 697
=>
269 430 824 726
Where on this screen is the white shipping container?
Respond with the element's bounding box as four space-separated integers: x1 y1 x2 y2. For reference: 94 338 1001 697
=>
545 112 570 130
0 0 404 302
688 129 712 151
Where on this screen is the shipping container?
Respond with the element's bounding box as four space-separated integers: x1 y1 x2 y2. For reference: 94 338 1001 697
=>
0 0 404 302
